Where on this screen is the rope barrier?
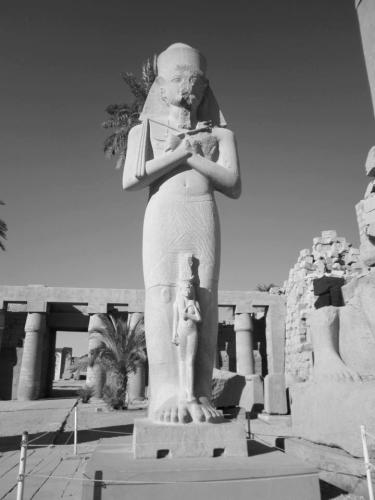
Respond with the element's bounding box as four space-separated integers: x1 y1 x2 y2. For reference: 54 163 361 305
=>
364 430 375 442
27 444 55 448
88 428 132 436
63 431 74 447
27 431 53 445
22 470 319 486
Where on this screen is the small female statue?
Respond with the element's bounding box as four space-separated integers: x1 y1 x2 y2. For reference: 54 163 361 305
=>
172 277 202 404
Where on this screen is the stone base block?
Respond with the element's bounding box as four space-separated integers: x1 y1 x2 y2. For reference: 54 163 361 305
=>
258 413 291 425
82 436 321 500
291 380 375 457
239 374 264 411
264 373 288 415
211 368 246 407
133 418 247 459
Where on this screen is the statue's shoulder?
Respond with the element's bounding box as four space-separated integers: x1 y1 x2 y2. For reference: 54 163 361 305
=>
127 124 144 146
212 126 235 141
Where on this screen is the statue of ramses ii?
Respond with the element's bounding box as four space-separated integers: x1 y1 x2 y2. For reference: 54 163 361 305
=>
123 43 241 423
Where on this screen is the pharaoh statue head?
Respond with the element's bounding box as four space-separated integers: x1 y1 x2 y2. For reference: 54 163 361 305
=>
140 43 226 127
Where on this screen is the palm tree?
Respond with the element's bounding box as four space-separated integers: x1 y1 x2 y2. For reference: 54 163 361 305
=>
88 313 146 409
102 58 156 170
0 201 7 251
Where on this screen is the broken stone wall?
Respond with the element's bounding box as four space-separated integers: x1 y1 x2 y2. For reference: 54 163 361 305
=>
284 230 361 383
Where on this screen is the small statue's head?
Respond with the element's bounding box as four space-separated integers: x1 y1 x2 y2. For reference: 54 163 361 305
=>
157 43 208 110
180 280 195 299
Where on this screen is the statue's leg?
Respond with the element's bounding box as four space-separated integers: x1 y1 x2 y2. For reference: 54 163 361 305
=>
145 285 179 421
185 329 198 402
310 305 360 381
192 284 222 421
178 329 187 403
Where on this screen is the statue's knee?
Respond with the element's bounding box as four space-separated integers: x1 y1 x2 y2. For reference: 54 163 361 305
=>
310 305 339 329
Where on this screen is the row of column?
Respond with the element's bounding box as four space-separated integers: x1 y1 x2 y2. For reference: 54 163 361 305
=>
8 310 256 401
13 309 282 412
14 310 147 402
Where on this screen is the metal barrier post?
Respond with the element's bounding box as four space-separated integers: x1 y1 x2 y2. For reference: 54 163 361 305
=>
73 404 78 456
245 411 252 439
361 425 375 500
16 431 28 500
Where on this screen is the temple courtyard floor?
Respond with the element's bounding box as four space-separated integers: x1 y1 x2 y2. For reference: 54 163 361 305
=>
0 383 358 499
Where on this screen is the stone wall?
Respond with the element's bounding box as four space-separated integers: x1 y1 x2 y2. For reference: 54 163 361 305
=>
284 230 361 384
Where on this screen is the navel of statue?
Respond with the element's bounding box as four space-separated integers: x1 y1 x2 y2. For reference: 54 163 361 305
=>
123 43 241 423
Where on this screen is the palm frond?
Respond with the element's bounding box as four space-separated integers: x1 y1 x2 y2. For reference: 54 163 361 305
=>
121 72 147 100
105 104 131 116
141 57 156 95
0 201 7 251
103 57 155 169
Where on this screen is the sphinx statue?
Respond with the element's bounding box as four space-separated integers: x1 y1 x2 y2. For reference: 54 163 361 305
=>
123 43 241 424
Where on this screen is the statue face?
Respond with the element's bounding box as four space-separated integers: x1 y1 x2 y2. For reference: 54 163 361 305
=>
160 65 208 110
180 281 194 298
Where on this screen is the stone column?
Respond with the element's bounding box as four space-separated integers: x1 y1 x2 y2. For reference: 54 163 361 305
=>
127 312 146 402
128 362 146 402
17 313 46 400
355 0 375 118
234 304 264 412
38 326 51 398
0 309 5 354
86 313 106 399
264 300 288 415
234 312 255 375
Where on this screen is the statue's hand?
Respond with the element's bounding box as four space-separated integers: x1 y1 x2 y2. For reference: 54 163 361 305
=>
186 138 203 156
172 334 179 346
165 133 183 152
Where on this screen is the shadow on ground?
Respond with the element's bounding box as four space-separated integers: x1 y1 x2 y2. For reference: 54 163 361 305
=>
50 388 80 398
247 439 278 456
0 431 57 453
54 424 134 445
0 424 134 453
319 479 347 499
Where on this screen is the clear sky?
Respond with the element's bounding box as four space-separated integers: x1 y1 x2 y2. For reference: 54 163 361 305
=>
1 0 374 292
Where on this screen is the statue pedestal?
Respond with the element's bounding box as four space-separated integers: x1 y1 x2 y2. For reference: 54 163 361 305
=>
82 434 321 500
133 418 248 459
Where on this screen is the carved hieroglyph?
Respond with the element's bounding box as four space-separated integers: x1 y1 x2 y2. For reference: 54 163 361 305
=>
123 43 241 423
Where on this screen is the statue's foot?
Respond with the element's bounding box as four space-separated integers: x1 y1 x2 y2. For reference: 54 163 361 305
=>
153 396 223 424
198 396 224 422
314 356 361 382
154 397 192 423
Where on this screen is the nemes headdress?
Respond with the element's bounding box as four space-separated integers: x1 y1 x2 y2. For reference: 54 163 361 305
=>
140 43 226 126
135 43 226 179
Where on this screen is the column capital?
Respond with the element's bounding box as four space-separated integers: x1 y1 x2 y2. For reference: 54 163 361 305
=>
235 302 256 315
234 312 253 331
87 302 108 314
24 312 47 333
26 301 48 313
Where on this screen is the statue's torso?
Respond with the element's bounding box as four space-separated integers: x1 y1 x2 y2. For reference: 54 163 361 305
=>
149 124 219 198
